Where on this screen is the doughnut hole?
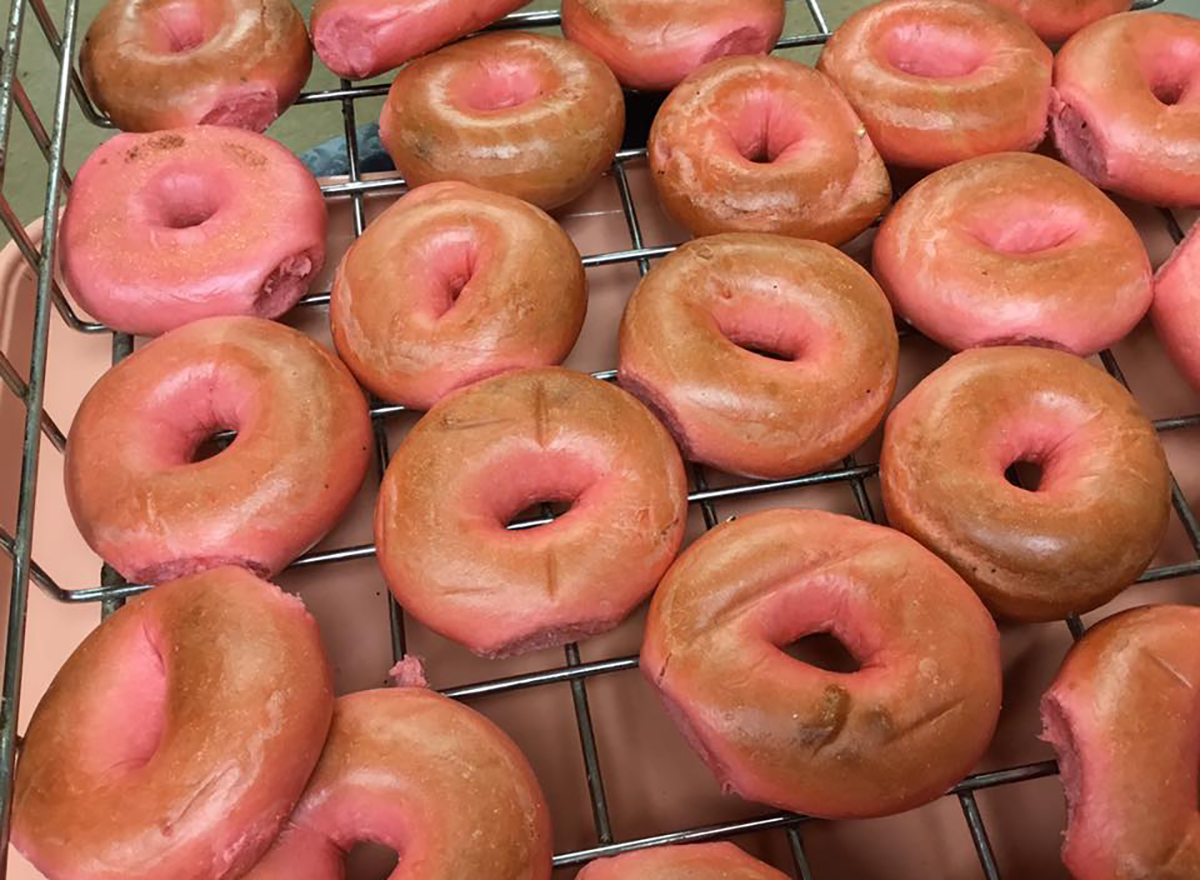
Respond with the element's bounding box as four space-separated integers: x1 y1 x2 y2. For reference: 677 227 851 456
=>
987 405 1092 495
1140 36 1200 106
482 449 603 534
1005 460 1045 491
784 632 862 674
707 290 816 363
452 61 547 113
141 167 229 230
882 23 988 78
759 579 886 675
147 0 216 53
344 841 400 878
723 90 807 164
967 203 1086 254
412 227 481 318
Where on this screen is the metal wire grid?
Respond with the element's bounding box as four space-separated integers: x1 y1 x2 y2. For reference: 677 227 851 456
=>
0 0 1192 876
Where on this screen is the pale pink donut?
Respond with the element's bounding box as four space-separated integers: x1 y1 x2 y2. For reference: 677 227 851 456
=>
60 126 326 336
1152 222 1200 391
560 0 786 91
577 843 791 879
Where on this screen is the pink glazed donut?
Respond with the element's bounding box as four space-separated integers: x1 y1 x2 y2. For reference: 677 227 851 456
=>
243 688 553 880
1152 223 1200 391
577 843 791 880
873 152 1152 354
984 0 1132 43
60 126 326 336
1041 605 1200 880
561 0 786 91
65 316 373 585
1052 12 1200 207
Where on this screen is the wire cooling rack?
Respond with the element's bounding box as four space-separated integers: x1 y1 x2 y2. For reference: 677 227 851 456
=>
0 0 1194 877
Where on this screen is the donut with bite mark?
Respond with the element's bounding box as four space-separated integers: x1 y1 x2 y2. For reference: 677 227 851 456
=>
65 316 373 585
12 566 334 880
577 843 791 879
642 509 1002 819
1152 221 1200 391
81 0 311 132
817 0 1052 170
560 0 786 91
984 0 1132 43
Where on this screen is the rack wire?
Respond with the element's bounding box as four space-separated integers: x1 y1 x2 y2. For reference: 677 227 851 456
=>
0 0 1191 876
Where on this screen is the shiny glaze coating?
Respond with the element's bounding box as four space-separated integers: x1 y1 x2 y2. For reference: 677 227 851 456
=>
312 0 525 80
12 567 334 880
817 0 1052 170
619 234 898 479
65 316 372 585
81 0 311 132
380 32 625 211
376 368 688 658
642 509 1002 819
648 56 890 244
330 182 587 409
1152 221 1200 391
560 0 785 91
985 0 1132 42
243 688 553 880
577 843 791 880
873 152 1152 354
61 127 327 336
1041 605 1200 880
1052 12 1200 207
882 347 1171 621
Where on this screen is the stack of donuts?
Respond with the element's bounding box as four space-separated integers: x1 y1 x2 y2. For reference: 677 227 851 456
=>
16 0 1200 877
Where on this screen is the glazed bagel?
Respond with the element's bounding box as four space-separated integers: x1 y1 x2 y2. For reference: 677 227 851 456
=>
881 347 1171 621
60 127 326 336
1052 12 1200 207
1152 223 1200 391
311 0 525 80
81 0 311 132
330 182 587 409
984 0 1132 42
642 509 1002 819
873 152 1152 354
817 0 1052 170
376 368 688 658
648 55 890 244
577 843 790 880
65 316 372 585
243 688 553 880
1042 605 1200 880
380 32 625 211
619 234 898 479
560 0 786 91
12 567 334 880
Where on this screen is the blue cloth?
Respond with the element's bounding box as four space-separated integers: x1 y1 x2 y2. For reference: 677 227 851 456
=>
298 122 395 177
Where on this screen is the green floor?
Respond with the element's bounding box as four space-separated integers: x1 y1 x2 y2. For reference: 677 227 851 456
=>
4 0 1198 231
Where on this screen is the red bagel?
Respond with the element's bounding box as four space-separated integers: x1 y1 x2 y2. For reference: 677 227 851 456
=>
81 0 311 132
65 316 372 585
882 347 1171 621
1152 223 1200 391
380 32 625 211
872 152 1152 354
984 0 1132 42
243 688 553 880
1052 12 1200 207
1041 605 1200 880
330 182 587 409
619 234 898 479
648 56 891 244
577 843 790 880
560 0 786 91
817 0 1052 170
12 567 334 880
642 509 1002 819
376 368 688 658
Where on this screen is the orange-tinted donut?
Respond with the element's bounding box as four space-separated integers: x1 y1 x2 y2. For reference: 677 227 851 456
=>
380 32 625 211
1152 223 1200 391
1052 12 1200 207
65 316 372 585
330 182 587 409
1041 605 1200 880
872 152 1152 354
984 0 1132 42
243 688 553 880
642 509 1002 819
817 0 1052 170
560 0 786 91
881 347 1171 621
577 843 790 879
648 56 890 244
619 234 898 479
12 567 333 880
81 0 312 132
376 368 688 658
